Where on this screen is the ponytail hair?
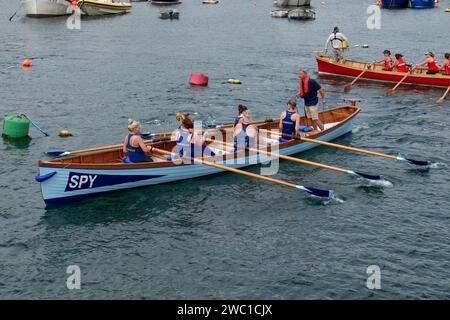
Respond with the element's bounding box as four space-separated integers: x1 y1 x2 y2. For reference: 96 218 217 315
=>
176 112 191 122
128 119 141 132
238 104 248 115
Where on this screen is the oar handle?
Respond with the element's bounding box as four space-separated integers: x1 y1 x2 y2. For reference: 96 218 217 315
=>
151 146 299 189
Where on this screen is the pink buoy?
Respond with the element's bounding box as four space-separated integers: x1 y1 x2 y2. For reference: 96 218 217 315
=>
189 73 208 86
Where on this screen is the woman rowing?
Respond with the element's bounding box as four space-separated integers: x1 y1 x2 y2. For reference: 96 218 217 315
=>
123 120 154 163
234 104 248 127
279 99 301 142
233 110 257 151
440 53 450 75
373 50 393 71
415 51 440 75
393 53 409 73
172 113 214 162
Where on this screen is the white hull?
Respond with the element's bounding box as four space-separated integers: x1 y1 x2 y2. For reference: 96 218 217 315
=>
37 120 354 206
22 0 70 17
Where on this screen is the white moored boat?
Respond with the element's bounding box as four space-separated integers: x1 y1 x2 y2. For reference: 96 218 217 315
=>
22 0 70 18
77 0 132 16
36 104 361 206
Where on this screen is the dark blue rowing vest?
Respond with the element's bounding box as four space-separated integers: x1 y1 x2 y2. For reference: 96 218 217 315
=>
234 116 241 126
282 110 297 136
235 123 253 151
174 129 194 158
126 133 148 163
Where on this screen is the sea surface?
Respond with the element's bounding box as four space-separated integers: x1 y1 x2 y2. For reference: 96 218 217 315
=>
0 0 449 299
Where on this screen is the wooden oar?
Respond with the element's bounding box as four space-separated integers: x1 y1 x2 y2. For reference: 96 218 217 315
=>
261 129 430 166
150 146 333 198
46 137 170 158
437 85 450 102
343 64 373 92
214 140 383 181
386 68 415 96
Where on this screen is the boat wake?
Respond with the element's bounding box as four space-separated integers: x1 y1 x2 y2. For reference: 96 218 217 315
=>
361 177 393 188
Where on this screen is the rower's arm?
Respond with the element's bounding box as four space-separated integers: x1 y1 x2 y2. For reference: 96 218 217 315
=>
279 112 285 131
294 115 300 134
138 136 152 153
123 136 128 153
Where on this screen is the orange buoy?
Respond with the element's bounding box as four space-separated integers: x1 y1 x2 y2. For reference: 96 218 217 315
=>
22 59 32 67
189 73 208 86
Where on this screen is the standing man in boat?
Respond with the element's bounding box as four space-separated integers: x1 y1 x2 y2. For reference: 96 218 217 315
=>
325 26 349 62
297 70 325 132
414 52 440 74
279 99 301 142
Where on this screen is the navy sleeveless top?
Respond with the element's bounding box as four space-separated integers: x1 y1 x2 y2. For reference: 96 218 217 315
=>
126 133 147 163
175 129 194 158
235 123 252 149
234 116 241 126
282 110 296 136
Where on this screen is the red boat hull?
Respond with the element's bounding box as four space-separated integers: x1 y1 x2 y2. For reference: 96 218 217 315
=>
316 54 450 88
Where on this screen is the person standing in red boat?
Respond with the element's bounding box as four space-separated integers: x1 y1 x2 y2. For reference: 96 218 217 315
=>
415 52 440 75
325 26 349 62
439 53 450 75
374 50 393 71
393 53 409 73
296 70 326 132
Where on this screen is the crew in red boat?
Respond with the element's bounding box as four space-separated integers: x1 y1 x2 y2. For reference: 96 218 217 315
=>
393 53 408 73
374 50 393 71
123 120 153 163
439 53 450 75
415 52 440 74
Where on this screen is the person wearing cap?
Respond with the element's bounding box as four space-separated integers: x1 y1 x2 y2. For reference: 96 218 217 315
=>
393 53 409 73
279 99 301 141
325 26 349 62
297 70 325 131
373 50 393 71
415 52 440 74
439 53 450 75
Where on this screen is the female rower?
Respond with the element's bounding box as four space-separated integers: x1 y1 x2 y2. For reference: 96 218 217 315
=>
415 52 440 75
234 104 248 127
233 110 257 151
172 113 215 162
279 99 301 142
440 53 450 75
393 53 408 73
373 50 393 71
123 120 153 163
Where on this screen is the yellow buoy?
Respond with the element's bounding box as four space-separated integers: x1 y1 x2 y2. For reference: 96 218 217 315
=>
445 8 450 12
362 44 369 48
227 79 242 85
58 130 72 137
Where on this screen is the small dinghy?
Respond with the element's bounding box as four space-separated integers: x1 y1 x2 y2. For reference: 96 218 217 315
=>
159 9 179 19
270 9 289 17
77 0 132 16
287 8 316 20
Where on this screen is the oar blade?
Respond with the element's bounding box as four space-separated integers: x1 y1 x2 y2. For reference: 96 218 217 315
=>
404 157 430 166
298 185 333 198
353 171 383 181
386 89 395 96
343 84 352 92
46 151 69 157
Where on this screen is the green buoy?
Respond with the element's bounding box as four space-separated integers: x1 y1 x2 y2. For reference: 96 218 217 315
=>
2 115 30 138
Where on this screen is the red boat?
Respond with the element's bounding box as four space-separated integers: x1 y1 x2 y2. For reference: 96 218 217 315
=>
316 53 450 88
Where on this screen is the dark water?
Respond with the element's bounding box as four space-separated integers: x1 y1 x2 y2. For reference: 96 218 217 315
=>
1 0 450 299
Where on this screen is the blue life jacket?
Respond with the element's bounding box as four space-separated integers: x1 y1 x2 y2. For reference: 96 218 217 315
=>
126 133 147 163
282 110 297 136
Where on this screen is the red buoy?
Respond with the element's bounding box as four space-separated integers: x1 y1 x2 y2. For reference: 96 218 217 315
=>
22 59 32 68
189 73 208 86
